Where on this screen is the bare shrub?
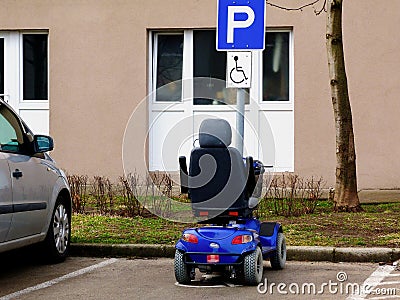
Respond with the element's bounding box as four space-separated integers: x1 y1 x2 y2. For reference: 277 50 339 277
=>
147 172 174 218
66 170 208 219
67 174 88 214
119 173 142 217
303 176 324 214
258 174 325 217
150 171 174 198
92 176 115 215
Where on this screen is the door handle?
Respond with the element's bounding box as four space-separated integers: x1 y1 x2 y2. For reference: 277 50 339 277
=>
12 169 23 178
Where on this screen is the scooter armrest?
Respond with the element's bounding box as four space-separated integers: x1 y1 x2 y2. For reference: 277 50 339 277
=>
245 156 256 198
179 156 189 194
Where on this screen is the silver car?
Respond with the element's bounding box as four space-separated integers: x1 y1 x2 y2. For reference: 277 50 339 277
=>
0 99 71 262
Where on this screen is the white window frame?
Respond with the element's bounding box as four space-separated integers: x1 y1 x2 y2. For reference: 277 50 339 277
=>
19 31 49 110
256 28 294 110
151 31 185 104
0 30 50 134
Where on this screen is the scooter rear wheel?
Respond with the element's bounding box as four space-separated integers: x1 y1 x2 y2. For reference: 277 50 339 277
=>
243 246 264 285
174 250 191 284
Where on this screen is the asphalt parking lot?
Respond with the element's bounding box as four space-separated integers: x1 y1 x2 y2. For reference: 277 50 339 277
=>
1 248 399 300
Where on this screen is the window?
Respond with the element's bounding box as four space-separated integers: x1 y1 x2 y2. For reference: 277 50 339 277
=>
263 32 290 101
153 30 289 105
0 105 24 153
151 30 292 105
193 30 226 105
193 30 249 105
154 33 183 102
23 34 48 100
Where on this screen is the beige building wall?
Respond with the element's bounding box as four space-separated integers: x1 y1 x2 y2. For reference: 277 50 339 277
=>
0 0 399 190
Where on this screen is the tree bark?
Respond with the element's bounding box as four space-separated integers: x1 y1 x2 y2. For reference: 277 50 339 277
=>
326 0 362 212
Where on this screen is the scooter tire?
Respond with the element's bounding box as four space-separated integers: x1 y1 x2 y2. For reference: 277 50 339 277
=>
243 246 264 285
174 250 191 284
270 232 287 270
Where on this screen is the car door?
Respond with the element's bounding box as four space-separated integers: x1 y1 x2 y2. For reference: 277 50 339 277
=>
0 103 56 241
0 152 12 242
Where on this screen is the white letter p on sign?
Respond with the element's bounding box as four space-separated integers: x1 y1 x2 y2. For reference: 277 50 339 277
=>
227 6 255 44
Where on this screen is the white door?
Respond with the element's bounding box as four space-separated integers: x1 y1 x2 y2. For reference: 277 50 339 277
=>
149 30 294 172
0 31 49 135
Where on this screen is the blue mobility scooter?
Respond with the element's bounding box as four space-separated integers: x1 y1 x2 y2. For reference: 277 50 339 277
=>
175 118 286 285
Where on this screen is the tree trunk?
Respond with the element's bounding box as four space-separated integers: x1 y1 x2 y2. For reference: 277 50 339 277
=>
326 0 362 212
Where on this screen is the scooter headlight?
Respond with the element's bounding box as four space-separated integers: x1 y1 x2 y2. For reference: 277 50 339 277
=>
231 234 253 244
182 233 198 244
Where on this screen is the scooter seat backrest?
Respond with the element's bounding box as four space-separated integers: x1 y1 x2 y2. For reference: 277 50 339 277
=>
189 118 248 218
199 118 232 148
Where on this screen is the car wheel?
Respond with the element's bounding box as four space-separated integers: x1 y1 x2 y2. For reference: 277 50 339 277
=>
174 250 191 284
43 195 71 263
243 246 263 285
270 232 286 270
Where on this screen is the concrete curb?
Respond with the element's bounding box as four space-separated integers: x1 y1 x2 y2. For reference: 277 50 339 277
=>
70 244 400 263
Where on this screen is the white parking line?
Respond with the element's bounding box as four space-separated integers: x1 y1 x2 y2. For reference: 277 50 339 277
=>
346 264 397 300
0 258 118 300
377 281 400 285
368 296 400 300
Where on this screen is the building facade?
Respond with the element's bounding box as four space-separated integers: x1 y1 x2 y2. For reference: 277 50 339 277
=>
1 0 399 195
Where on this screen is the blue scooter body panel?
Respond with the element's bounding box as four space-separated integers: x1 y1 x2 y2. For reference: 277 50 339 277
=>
175 218 281 265
259 222 282 258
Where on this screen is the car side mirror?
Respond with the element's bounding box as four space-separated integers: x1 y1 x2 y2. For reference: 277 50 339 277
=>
34 135 54 153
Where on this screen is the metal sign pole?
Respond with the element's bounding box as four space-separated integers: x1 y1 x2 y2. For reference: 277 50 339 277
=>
236 88 245 156
217 0 266 156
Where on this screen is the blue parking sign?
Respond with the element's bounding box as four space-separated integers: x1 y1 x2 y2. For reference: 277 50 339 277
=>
217 0 266 51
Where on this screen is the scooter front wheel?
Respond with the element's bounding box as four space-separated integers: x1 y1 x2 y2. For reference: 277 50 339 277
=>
270 232 287 270
174 250 192 284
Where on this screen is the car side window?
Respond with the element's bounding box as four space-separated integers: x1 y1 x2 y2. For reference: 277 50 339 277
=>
0 105 25 153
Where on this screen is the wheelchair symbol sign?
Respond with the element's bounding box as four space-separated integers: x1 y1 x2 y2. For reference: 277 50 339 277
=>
226 51 252 88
